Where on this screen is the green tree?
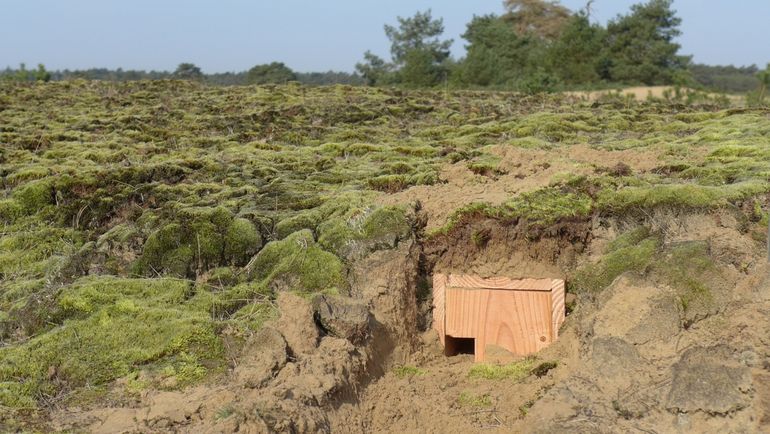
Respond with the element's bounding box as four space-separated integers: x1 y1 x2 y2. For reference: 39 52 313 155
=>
246 62 297 84
3 63 50 82
173 63 203 80
455 14 543 88
355 51 392 86
604 0 690 85
34 64 51 82
357 9 452 87
15 63 30 82
518 69 560 94
689 64 760 93
294 71 365 86
503 0 571 40
457 15 519 86
757 64 770 103
546 12 605 84
383 10 452 66
399 49 447 88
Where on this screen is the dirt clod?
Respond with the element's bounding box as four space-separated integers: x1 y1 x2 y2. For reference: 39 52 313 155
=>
276 292 320 356
667 346 753 415
233 327 289 388
313 294 372 345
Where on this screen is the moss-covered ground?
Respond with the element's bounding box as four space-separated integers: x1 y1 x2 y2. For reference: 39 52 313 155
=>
1 81 768 418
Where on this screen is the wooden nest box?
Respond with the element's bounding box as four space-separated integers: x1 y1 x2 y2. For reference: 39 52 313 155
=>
432 274 565 362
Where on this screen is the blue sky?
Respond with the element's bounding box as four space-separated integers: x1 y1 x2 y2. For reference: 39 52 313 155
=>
1 0 767 73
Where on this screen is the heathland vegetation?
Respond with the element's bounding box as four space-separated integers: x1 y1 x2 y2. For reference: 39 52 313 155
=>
2 78 769 425
2 0 770 431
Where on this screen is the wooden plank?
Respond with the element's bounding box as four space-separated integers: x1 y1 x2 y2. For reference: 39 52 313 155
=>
432 273 447 346
445 286 553 360
447 275 555 291
439 274 567 361
445 287 484 338
482 289 553 359
550 279 566 339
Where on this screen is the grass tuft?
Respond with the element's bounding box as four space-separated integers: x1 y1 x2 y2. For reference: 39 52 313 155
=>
468 358 537 381
458 391 493 407
393 365 426 378
571 233 659 293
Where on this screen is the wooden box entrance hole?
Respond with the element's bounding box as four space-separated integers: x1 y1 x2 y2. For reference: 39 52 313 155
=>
432 274 566 362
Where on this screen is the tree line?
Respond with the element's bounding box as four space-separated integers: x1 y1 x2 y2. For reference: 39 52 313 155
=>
0 62 364 86
1 0 767 96
356 0 764 94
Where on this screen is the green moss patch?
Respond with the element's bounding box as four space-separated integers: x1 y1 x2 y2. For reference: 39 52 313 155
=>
0 277 225 409
0 199 24 224
432 187 593 236
571 228 724 323
245 229 347 293
137 206 261 277
653 241 719 324
571 230 660 293
467 154 504 176
458 391 493 407
12 179 54 214
598 181 770 212
318 206 412 259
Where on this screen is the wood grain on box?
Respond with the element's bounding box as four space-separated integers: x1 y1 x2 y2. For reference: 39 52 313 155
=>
433 273 566 362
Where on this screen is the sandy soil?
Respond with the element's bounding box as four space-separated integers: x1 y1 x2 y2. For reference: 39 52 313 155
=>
565 86 743 104
49 204 770 433
326 211 770 434
45 120 769 434
377 144 663 231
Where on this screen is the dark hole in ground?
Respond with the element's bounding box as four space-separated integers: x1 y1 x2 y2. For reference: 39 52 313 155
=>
444 336 475 357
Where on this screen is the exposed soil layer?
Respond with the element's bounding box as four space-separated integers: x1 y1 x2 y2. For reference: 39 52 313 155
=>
565 86 743 105
329 209 770 434
376 144 669 232
48 205 770 433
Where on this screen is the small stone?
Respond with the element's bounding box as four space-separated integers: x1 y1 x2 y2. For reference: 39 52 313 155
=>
676 412 691 429
312 294 371 345
667 346 752 415
739 350 758 367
